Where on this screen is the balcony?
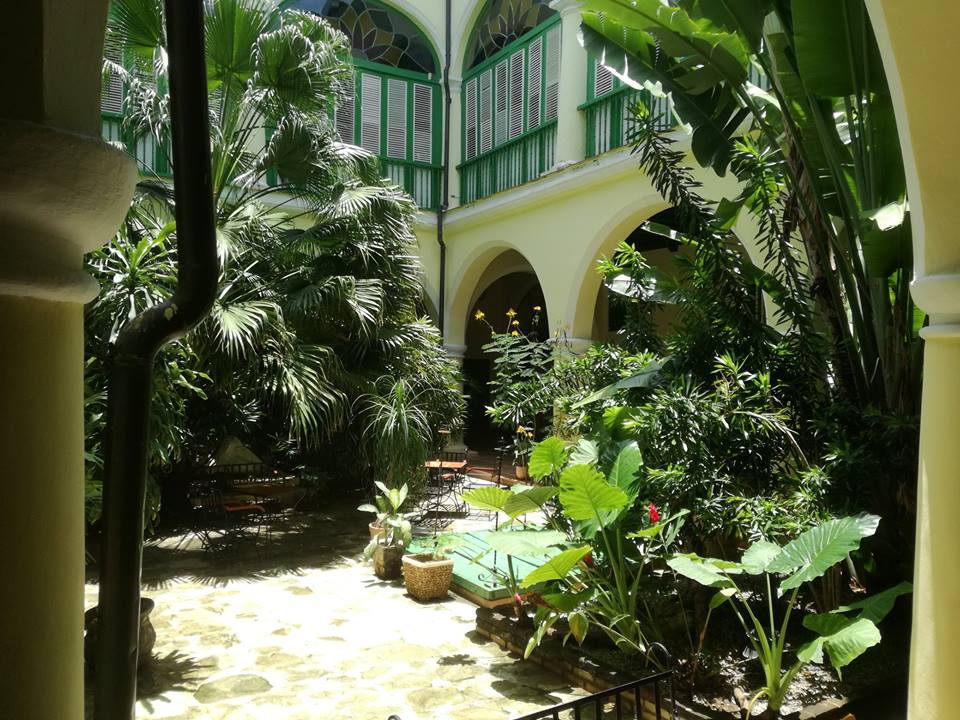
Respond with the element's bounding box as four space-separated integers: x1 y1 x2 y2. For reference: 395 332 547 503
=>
582 87 674 158
458 121 557 205
382 158 442 212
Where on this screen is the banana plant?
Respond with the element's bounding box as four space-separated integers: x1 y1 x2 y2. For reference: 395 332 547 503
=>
578 0 921 416
668 514 911 717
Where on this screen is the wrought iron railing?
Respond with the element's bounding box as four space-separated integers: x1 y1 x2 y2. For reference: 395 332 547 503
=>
512 671 677 720
458 121 557 204
581 89 675 158
381 158 443 212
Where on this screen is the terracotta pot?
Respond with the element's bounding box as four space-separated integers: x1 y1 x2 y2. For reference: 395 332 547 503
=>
84 597 156 668
369 521 385 539
373 544 404 580
402 553 454 601
514 465 528 481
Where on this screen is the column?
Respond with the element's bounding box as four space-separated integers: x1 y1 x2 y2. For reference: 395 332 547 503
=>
0 4 137 718
446 76 464 209
907 275 960 719
550 0 587 166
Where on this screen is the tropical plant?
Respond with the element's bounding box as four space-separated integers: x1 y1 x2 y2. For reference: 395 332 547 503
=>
668 514 911 717
86 0 463 517
359 481 414 553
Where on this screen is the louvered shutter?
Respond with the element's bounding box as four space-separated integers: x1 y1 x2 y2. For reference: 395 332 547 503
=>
479 69 493 154
527 37 543 129
360 73 382 154
464 77 477 160
508 50 524 138
386 78 407 159
101 36 124 115
494 60 508 146
335 77 356 143
412 83 433 164
594 59 614 98
544 25 560 121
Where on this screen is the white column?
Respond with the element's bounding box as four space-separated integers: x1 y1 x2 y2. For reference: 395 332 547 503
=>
446 76 463 209
551 0 587 166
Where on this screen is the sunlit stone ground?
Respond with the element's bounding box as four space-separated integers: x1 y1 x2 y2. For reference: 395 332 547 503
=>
84 504 585 720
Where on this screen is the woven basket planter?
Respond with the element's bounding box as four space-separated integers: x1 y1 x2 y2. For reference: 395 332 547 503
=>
402 553 454 601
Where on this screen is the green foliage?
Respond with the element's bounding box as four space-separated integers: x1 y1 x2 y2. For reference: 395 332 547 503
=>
667 515 910 714
358 481 413 554
85 0 463 525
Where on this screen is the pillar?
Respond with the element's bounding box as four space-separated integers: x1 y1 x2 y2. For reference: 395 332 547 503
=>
551 0 587 166
447 76 464 209
0 4 137 719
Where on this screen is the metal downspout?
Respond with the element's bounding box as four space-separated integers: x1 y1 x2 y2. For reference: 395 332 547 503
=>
94 2 218 719
437 0 453 338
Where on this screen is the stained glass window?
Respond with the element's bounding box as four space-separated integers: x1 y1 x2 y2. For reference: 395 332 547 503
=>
294 0 437 75
465 0 557 70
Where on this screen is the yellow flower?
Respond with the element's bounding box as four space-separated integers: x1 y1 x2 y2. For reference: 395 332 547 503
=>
474 310 486 321
511 320 520 327
511 330 519 336
533 305 542 312
516 425 526 435
506 308 517 318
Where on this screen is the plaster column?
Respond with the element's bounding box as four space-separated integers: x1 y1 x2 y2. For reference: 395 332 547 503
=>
446 76 464 209
550 0 587 166
906 277 960 720
0 4 137 719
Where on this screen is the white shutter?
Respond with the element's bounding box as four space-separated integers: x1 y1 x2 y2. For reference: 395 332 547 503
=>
386 78 407 159
508 50 524 138
101 35 124 115
479 69 493 154
594 59 614 98
412 83 433 164
335 77 356 143
464 77 478 160
360 73 382 154
545 25 561 121
527 37 543 130
494 60 508 146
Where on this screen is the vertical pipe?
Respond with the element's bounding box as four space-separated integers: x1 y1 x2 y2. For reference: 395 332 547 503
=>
436 0 453 338
94 2 218 719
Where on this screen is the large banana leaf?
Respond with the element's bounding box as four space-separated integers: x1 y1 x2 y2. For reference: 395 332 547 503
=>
768 514 879 591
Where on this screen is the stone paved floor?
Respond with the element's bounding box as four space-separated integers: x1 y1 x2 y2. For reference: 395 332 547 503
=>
84 504 585 720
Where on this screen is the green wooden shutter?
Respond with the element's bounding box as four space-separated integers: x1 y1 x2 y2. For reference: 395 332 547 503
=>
508 50 524 138
464 77 477 160
412 83 433 164
386 78 407 159
527 36 543 129
335 77 356 143
479 69 493 154
544 25 560 121
360 72 382 154
494 60 508 146
594 59 614 99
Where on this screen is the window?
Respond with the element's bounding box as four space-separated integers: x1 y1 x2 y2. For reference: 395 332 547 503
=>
462 17 560 162
465 0 556 70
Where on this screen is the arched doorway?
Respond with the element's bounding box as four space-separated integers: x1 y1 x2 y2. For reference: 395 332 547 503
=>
462 251 548 451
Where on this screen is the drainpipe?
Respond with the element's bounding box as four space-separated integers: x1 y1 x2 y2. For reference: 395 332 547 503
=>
437 0 453 338
94 2 218 719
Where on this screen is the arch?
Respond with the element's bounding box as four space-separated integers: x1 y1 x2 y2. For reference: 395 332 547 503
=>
460 0 557 73
291 0 441 75
565 192 670 340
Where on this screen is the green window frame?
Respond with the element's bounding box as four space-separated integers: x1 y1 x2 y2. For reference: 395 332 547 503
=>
461 15 561 164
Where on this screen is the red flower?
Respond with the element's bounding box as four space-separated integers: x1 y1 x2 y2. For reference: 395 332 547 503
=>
513 592 524 606
648 503 660 523
583 552 594 567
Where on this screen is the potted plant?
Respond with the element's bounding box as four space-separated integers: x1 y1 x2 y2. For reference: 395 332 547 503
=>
359 481 413 580
512 424 533 481
402 533 461 601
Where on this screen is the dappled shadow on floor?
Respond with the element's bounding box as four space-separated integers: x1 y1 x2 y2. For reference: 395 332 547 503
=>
84 650 208 719
87 503 371 589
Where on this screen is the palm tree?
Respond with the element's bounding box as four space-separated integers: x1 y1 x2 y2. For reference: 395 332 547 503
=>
86 0 462 511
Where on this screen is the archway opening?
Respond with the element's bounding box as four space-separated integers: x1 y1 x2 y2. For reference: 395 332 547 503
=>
592 208 692 345
462 252 548 452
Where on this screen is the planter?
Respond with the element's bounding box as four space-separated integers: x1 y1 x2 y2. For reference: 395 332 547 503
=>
373 544 404 580
369 521 385 539
514 465 528 481
402 553 454 601
84 597 156 668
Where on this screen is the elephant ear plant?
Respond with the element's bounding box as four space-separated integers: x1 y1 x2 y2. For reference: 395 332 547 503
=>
668 515 911 718
359 481 414 557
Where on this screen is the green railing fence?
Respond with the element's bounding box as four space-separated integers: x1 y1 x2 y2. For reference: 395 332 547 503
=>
382 158 443 212
102 114 171 178
458 121 557 204
581 87 675 158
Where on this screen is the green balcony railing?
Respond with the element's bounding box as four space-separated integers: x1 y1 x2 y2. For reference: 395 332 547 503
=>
581 88 674 158
458 121 557 204
102 114 172 178
381 158 442 212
